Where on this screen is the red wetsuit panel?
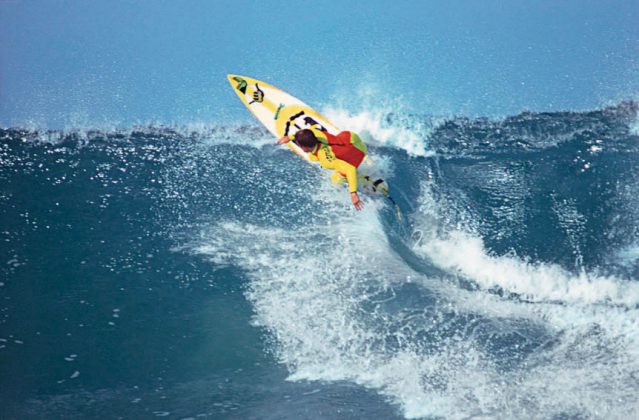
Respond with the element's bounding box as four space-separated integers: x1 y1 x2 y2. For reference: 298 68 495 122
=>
322 131 366 168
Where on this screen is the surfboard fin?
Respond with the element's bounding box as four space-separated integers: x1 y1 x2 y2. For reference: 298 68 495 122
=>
385 194 403 221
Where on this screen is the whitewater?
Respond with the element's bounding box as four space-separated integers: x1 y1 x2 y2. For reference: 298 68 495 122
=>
1 101 639 419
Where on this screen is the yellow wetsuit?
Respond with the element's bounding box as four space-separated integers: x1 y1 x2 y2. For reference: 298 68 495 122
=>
291 128 367 193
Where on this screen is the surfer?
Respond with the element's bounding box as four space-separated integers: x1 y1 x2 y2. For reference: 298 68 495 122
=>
277 128 367 210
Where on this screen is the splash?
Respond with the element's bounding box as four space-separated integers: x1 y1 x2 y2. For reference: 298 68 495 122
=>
630 113 639 136
416 228 639 306
322 106 438 157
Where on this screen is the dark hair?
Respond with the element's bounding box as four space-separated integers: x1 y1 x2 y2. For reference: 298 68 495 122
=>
293 129 318 148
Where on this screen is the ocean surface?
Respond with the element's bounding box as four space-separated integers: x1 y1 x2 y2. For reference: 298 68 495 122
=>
2 101 639 419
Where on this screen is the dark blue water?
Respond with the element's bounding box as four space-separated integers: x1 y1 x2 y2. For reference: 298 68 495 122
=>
1 102 638 419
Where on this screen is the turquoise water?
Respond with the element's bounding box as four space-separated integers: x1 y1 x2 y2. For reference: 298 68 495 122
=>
2 102 639 418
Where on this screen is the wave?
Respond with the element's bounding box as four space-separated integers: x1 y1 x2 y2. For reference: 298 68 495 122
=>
3 100 636 153
3 100 639 418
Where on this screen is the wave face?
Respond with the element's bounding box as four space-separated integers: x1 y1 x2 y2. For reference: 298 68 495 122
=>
2 101 639 418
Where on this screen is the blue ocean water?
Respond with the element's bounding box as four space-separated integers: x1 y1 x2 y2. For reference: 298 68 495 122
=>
1 101 639 419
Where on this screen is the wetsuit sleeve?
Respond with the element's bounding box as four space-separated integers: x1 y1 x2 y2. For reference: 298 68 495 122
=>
310 127 329 143
334 160 358 193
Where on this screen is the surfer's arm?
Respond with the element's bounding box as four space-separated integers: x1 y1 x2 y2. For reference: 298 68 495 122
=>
334 160 358 193
309 126 328 139
339 163 363 211
276 135 292 144
332 161 362 210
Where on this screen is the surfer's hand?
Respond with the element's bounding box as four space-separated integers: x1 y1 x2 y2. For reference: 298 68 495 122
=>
351 192 364 211
276 136 291 145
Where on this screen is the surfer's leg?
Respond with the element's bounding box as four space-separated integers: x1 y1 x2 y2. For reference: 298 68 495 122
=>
330 170 346 186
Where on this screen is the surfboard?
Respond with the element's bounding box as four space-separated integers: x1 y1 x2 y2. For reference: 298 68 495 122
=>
226 74 400 213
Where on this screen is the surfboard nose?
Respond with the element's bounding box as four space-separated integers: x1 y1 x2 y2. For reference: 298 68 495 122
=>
227 74 249 83
228 74 248 95
227 74 238 86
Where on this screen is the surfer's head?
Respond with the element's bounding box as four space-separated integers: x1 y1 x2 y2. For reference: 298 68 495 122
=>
293 129 318 152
